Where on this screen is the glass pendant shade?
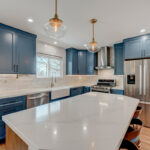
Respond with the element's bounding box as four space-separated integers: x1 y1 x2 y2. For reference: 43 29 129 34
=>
85 19 101 53
85 40 100 53
44 21 66 39
44 0 66 39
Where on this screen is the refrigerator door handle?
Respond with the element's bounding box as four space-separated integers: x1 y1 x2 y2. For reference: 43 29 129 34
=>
143 63 146 95
139 64 142 95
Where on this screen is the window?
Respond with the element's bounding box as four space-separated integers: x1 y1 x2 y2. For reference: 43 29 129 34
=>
36 54 63 78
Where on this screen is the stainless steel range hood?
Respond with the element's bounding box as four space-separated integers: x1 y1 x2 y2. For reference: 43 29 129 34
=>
95 46 113 70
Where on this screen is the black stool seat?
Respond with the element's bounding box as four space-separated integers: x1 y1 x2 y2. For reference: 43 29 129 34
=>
120 140 138 150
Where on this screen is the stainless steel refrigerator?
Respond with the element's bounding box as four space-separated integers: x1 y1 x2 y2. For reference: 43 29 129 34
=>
125 59 150 127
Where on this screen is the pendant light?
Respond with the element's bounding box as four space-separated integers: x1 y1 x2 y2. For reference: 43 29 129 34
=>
44 0 66 39
85 19 100 53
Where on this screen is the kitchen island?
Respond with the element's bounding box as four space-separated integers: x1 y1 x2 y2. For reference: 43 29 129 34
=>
2 92 139 150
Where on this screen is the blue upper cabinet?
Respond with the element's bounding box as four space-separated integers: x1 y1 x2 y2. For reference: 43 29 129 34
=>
16 33 36 74
87 52 97 75
0 27 15 74
124 38 142 59
114 43 124 75
78 50 87 75
0 23 37 74
66 48 78 75
66 48 97 75
87 52 94 75
123 34 150 60
143 35 150 58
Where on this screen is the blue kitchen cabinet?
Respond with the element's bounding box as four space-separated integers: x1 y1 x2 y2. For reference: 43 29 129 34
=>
16 33 36 74
0 121 5 141
87 52 96 75
49 92 51 103
111 89 124 95
83 86 91 93
0 23 37 74
66 48 97 75
78 50 87 75
143 35 150 58
70 87 84 97
0 27 15 74
94 53 98 68
123 34 150 59
0 96 26 141
114 43 124 75
124 38 142 60
66 48 78 75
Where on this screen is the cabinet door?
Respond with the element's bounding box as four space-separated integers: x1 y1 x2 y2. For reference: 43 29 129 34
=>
87 52 94 75
72 50 78 74
78 51 87 75
0 120 5 140
143 36 150 58
114 43 124 75
124 39 142 59
70 87 84 97
66 49 78 75
16 34 36 74
66 50 72 75
0 28 15 73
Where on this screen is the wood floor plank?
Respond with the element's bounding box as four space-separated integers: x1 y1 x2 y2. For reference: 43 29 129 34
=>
0 127 150 150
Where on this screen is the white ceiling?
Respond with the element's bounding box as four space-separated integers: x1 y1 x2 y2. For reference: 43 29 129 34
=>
0 0 150 49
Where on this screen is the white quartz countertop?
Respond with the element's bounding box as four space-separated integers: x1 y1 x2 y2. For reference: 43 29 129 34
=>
3 92 139 150
0 84 94 99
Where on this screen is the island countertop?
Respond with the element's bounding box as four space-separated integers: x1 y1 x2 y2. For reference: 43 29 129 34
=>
3 92 139 150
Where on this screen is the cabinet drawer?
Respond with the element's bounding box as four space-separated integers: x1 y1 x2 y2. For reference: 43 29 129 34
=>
0 101 25 120
70 87 84 96
0 120 5 140
0 96 26 105
83 87 91 93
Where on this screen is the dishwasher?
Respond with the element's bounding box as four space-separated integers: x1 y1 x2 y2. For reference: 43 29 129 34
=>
26 92 49 109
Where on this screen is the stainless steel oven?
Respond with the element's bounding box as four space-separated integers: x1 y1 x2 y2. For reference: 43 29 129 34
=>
91 79 116 93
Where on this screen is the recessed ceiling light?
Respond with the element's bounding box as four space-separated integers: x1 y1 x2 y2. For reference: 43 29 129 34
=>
140 29 146 33
54 41 58 45
28 18 34 23
84 44 87 47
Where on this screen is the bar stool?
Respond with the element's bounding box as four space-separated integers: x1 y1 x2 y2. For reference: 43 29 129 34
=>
125 118 143 148
120 140 138 150
133 106 142 119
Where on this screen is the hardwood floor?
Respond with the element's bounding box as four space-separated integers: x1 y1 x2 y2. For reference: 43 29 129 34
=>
0 127 150 150
0 143 5 150
140 127 150 150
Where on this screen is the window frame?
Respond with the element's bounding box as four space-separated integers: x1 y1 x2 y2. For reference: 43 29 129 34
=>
36 53 63 78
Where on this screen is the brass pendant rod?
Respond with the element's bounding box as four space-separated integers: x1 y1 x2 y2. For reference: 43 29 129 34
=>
55 0 58 18
92 23 95 41
56 0 57 14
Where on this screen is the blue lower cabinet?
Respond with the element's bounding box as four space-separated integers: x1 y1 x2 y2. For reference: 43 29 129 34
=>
0 121 5 141
0 96 26 141
111 89 124 95
83 86 91 93
51 96 70 102
70 87 84 97
49 92 51 103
